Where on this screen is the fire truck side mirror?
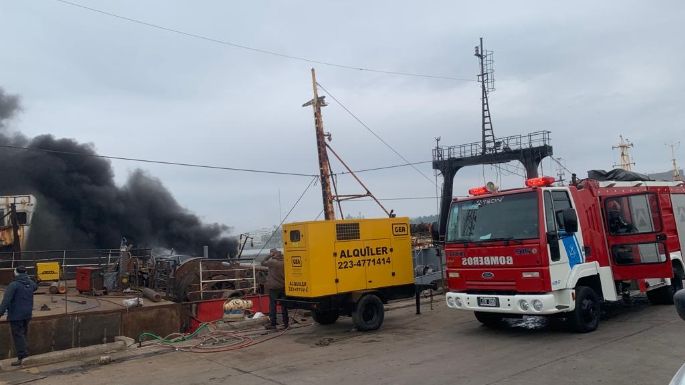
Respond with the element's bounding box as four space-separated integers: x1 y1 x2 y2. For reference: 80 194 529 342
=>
675 290 685 321
431 221 440 242
561 208 579 233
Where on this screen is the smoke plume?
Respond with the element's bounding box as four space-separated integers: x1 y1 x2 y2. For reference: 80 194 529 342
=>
0 87 238 257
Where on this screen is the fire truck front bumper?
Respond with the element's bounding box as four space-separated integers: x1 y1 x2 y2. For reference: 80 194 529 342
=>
445 290 575 315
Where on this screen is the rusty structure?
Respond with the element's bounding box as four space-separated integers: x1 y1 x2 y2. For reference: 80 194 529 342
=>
303 68 336 220
0 243 268 358
0 195 36 254
303 68 392 219
0 245 267 302
167 257 266 301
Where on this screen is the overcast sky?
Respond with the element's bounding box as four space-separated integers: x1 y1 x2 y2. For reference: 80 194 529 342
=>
1 0 684 235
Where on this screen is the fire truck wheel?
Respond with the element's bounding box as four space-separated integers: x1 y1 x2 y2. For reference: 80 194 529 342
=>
567 286 600 333
312 310 340 325
647 265 684 305
352 294 384 331
474 311 504 328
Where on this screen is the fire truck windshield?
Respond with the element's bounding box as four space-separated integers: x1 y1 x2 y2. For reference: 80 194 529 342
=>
446 192 539 243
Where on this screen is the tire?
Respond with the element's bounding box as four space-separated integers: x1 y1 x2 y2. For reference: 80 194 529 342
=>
567 286 600 333
473 311 505 328
647 265 684 305
352 294 384 331
312 310 340 325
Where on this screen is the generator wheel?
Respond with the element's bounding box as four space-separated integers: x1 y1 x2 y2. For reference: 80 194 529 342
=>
474 311 505 328
647 265 684 305
567 286 600 333
352 294 384 331
312 310 340 325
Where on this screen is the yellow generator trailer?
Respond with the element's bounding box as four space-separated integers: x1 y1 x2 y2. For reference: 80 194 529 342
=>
281 217 417 331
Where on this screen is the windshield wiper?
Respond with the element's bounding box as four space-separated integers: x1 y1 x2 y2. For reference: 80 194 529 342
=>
447 238 473 244
475 237 524 245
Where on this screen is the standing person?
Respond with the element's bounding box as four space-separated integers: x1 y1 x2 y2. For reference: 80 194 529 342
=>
0 266 38 366
261 248 289 330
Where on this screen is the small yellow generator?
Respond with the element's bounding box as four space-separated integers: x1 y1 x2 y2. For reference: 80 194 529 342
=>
281 217 416 331
35 261 60 282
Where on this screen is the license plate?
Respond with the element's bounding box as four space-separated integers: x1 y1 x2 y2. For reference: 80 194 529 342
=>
477 296 499 307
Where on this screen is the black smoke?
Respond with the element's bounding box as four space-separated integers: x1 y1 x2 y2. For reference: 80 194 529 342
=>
0 87 237 257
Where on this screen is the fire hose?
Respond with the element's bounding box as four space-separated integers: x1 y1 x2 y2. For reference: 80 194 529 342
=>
137 320 293 353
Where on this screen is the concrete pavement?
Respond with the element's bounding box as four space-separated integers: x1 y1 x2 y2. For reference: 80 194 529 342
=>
9 297 685 385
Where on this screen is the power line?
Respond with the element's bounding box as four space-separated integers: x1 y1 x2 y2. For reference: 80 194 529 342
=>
315 82 437 187
53 0 475 82
493 163 526 178
0 143 437 178
550 155 573 175
334 160 432 175
253 176 318 257
0 144 317 177
360 196 439 201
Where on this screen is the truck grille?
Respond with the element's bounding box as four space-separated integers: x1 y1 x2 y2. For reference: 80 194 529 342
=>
466 280 517 291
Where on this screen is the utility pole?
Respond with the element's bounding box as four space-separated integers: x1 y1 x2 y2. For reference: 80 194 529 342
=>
612 135 635 171
475 37 496 155
434 137 441 215
302 68 335 220
667 141 683 181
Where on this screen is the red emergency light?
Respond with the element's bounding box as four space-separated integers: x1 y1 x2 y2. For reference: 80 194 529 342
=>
525 176 555 187
468 186 489 196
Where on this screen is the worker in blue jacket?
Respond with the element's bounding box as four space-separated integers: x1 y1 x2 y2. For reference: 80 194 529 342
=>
0 266 38 366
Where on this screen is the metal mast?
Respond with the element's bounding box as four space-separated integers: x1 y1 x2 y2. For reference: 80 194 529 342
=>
303 68 335 220
667 142 683 181
303 69 392 219
612 135 635 171
474 37 496 155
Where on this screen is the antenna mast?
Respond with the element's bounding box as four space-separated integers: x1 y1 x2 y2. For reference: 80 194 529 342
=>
555 157 566 186
612 135 635 171
667 141 683 181
474 37 496 154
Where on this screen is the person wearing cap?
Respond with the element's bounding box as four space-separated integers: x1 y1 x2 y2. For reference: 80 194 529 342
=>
0 266 38 366
261 248 289 330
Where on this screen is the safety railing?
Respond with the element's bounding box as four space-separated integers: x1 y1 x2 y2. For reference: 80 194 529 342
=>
433 130 551 162
0 248 153 316
1 249 119 278
190 258 263 300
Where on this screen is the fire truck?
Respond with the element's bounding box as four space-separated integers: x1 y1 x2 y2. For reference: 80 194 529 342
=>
443 175 685 332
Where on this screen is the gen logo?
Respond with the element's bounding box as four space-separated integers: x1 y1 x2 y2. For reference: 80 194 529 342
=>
291 256 302 268
392 223 409 236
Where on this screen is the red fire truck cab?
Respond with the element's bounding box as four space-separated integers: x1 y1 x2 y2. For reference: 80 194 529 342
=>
444 176 685 332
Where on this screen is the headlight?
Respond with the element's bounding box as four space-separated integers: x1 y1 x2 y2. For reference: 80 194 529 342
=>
519 299 530 311
447 296 456 307
455 297 463 307
532 299 543 311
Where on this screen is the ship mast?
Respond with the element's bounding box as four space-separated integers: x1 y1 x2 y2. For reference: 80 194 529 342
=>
667 142 683 181
612 135 635 171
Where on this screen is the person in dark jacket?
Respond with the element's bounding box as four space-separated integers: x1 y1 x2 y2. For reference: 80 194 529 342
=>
0 266 38 366
261 248 288 330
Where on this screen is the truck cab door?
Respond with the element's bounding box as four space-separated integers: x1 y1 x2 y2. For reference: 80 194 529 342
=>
603 194 672 280
544 189 584 291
